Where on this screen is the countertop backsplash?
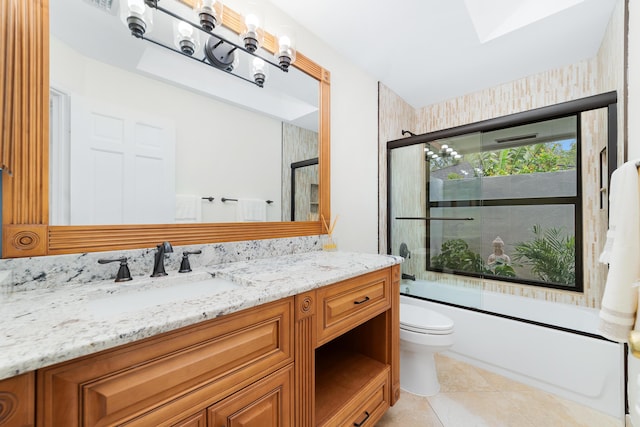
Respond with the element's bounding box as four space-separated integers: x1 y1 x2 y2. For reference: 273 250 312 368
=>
0 235 322 293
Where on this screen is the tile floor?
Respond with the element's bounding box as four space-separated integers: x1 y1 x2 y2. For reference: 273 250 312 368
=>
377 354 624 427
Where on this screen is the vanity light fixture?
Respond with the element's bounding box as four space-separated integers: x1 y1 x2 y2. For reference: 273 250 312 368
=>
423 143 463 161
121 0 296 87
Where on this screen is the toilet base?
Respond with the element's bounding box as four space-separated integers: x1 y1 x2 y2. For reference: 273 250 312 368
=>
400 348 441 397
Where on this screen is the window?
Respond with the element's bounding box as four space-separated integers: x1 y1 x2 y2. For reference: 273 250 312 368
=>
426 116 580 290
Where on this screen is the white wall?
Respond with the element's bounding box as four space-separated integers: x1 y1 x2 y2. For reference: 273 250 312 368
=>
630 0 640 160
227 0 381 253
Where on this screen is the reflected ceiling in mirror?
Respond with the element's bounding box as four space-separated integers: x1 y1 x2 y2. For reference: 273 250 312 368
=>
49 0 319 226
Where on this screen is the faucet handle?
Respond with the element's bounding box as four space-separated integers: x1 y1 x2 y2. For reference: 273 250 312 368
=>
179 250 202 273
98 257 133 282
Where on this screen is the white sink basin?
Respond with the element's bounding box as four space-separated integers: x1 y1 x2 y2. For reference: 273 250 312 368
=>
88 275 239 318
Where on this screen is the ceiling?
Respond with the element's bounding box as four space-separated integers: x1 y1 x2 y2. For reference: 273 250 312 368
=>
268 0 619 108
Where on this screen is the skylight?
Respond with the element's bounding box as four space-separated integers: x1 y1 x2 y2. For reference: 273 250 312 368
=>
464 0 585 43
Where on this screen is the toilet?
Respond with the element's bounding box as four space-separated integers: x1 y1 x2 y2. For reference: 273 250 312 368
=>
400 303 455 396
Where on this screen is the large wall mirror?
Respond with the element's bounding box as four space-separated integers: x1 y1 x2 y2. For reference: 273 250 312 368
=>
1 0 331 258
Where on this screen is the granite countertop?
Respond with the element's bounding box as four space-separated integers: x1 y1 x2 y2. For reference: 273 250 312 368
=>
0 251 401 381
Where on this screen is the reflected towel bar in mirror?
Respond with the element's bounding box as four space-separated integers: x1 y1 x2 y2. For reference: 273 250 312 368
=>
395 217 474 221
221 198 274 204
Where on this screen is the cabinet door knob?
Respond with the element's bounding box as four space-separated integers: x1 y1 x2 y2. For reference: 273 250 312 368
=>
354 296 370 305
353 410 370 426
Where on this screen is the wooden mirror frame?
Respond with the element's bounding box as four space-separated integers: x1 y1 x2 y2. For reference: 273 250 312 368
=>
0 0 330 258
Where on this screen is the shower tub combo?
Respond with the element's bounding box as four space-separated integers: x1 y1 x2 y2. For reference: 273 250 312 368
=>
400 279 624 419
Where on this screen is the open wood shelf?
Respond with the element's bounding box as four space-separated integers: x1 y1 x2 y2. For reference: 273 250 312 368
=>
314 346 388 426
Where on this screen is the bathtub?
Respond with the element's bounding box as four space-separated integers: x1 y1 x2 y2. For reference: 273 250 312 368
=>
400 281 625 419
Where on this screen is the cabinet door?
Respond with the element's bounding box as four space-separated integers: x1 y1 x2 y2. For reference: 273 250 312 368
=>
38 299 293 427
208 365 293 427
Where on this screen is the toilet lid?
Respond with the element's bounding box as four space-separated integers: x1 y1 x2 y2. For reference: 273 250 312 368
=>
400 303 454 334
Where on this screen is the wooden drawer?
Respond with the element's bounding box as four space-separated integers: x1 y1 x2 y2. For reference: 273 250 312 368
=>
37 298 293 427
319 366 390 427
316 268 391 345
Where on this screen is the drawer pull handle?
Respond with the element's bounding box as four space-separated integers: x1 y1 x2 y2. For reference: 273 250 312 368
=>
353 411 370 426
354 296 370 305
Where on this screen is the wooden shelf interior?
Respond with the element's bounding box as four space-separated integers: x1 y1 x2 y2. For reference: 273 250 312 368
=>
314 346 388 426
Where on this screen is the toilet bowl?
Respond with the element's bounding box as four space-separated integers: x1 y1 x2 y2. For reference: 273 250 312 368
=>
400 303 454 396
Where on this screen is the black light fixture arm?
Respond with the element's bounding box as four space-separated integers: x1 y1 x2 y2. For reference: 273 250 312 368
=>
141 0 287 74
140 35 260 86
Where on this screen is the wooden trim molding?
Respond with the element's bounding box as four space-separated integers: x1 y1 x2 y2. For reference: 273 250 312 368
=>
389 264 401 405
294 292 316 427
1 0 50 258
3 0 330 258
0 372 35 426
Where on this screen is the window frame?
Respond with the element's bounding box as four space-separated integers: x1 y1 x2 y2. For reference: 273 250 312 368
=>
387 92 618 293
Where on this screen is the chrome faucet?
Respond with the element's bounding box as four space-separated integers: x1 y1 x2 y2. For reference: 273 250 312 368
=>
151 241 173 277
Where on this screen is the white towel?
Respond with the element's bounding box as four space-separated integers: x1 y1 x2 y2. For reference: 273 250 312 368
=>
175 194 202 223
236 198 267 222
598 159 640 342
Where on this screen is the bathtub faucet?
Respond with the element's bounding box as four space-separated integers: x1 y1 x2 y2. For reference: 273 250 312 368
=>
402 273 416 281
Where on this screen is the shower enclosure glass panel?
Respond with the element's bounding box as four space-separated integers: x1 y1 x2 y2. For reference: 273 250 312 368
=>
389 137 483 307
389 114 581 296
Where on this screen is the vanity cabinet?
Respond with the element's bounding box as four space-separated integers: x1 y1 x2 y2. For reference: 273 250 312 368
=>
310 267 399 427
36 298 293 427
0 264 399 427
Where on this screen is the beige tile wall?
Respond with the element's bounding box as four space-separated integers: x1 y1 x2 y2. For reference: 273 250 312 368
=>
281 123 319 221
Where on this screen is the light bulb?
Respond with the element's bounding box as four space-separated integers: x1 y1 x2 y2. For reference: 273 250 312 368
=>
174 20 200 55
199 0 216 10
454 154 462 160
252 57 268 86
178 21 193 38
441 144 448 150
446 147 453 153
426 150 434 156
279 35 291 50
274 31 296 70
451 151 458 156
241 11 263 52
432 154 438 159
128 0 145 15
245 13 260 31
